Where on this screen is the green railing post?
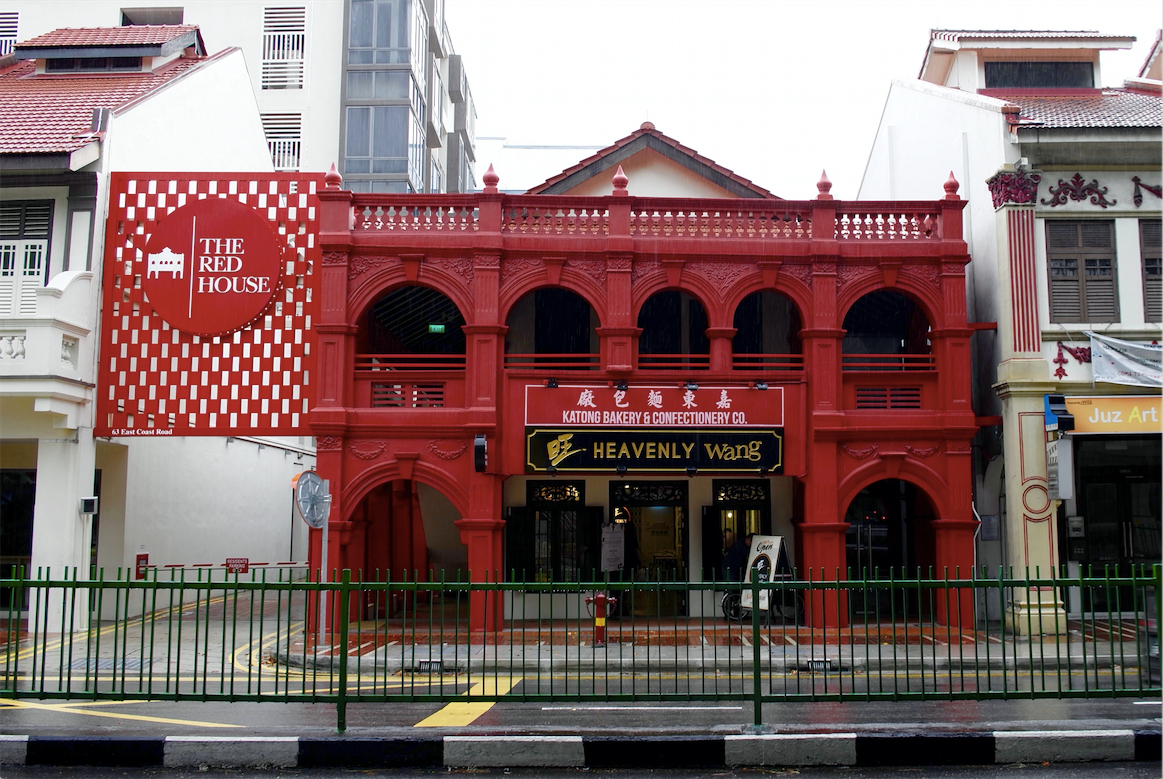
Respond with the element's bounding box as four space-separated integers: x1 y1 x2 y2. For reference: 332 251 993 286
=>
750 570 762 726
337 569 351 732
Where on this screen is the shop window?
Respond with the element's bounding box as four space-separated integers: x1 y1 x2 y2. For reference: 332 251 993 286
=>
1047 220 1118 323
506 482 600 582
0 201 52 317
1142 219 1161 322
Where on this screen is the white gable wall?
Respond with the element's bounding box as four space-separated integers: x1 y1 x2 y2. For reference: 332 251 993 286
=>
560 148 742 198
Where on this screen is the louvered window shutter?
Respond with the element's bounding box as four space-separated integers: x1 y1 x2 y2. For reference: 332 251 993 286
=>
1046 220 1118 323
0 201 52 317
1141 220 1161 323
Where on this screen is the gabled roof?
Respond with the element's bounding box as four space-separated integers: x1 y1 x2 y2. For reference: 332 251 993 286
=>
0 38 226 159
920 29 1135 83
1140 29 1162 81
1001 89 1162 129
15 26 205 59
527 122 778 199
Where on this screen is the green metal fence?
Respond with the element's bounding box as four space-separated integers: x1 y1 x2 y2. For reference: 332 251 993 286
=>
2 565 1158 731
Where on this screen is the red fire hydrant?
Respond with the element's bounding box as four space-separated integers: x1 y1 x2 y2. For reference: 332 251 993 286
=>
585 592 617 647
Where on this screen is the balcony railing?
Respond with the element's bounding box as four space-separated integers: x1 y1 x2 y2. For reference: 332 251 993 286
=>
353 353 466 409
637 353 712 370
354 354 466 371
504 353 601 370
731 353 805 371
841 354 935 371
349 193 961 244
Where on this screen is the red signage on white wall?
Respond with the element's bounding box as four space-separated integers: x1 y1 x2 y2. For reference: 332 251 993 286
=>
97 173 321 437
142 198 284 336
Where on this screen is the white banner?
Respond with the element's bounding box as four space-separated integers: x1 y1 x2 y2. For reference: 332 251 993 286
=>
1087 332 1163 388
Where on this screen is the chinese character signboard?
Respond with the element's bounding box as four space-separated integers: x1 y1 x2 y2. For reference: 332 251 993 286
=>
524 384 784 473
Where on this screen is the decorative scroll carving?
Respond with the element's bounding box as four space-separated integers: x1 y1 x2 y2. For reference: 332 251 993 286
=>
947 440 971 453
904 443 940 458
836 264 878 288
1041 173 1116 209
785 263 813 287
606 256 632 271
316 436 342 451
814 261 837 276
322 251 347 265
474 254 500 268
348 440 386 460
437 257 474 283
1133 176 1162 208
529 482 583 504
631 258 661 285
915 264 941 286
348 256 390 280
986 170 1041 209
713 480 770 504
941 262 964 277
611 481 688 505
1053 341 1092 379
840 443 880 460
698 262 745 291
500 258 543 284
427 439 468 460
568 258 606 286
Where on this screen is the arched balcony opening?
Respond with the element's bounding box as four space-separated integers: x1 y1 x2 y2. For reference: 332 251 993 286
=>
731 290 804 371
637 290 710 370
354 285 467 408
504 287 600 370
841 291 934 410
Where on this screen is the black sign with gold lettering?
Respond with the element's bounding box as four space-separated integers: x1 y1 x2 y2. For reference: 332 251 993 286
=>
525 428 783 473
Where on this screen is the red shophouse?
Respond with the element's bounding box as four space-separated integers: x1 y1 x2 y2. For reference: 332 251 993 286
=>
309 125 978 629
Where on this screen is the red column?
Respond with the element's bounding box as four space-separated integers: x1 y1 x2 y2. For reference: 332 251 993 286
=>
456 517 506 632
798 522 849 628
705 327 738 372
930 518 979 627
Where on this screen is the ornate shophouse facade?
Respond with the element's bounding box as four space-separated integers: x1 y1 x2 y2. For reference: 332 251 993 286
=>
307 132 979 630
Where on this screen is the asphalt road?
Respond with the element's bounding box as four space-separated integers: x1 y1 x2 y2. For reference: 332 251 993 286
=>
1 762 1159 778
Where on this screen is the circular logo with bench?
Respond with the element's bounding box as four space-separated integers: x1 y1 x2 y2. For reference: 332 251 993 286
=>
142 198 283 336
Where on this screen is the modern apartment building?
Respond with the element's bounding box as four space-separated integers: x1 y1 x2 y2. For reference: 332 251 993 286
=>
4 0 477 193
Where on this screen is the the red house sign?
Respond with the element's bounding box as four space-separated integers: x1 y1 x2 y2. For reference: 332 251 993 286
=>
142 198 283 336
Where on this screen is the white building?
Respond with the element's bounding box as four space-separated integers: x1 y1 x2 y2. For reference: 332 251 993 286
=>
0 25 314 624
4 0 477 193
860 30 1162 632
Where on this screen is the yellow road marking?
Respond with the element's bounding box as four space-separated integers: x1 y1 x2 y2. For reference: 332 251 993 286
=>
414 676 521 727
0 699 241 728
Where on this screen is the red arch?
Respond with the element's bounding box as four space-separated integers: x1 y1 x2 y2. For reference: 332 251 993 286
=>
340 458 471 521
498 275 606 327
346 266 474 328
836 457 950 520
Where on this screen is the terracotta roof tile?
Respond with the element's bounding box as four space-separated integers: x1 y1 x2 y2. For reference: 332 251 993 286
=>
1001 89 1162 129
0 53 216 155
16 26 200 49
527 123 778 198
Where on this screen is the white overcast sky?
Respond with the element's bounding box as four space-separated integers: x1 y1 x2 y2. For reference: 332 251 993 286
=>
443 0 1160 198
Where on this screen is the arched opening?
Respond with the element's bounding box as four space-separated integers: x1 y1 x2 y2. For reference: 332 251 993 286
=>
504 287 599 369
347 478 466 618
841 290 931 371
637 290 710 370
731 290 803 370
843 478 938 619
355 285 467 407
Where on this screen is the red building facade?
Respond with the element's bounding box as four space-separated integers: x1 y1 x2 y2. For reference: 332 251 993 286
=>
310 163 977 629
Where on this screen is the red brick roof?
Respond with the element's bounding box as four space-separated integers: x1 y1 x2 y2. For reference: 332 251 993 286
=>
0 51 222 155
527 123 779 199
16 25 200 48
1001 89 1162 129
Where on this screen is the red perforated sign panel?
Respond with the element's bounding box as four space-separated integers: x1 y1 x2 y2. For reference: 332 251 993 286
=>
97 173 322 437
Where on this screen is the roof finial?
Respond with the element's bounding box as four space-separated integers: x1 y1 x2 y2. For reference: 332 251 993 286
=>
944 171 960 200
612 165 629 195
324 163 342 189
482 163 499 193
816 170 833 200
640 121 656 131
